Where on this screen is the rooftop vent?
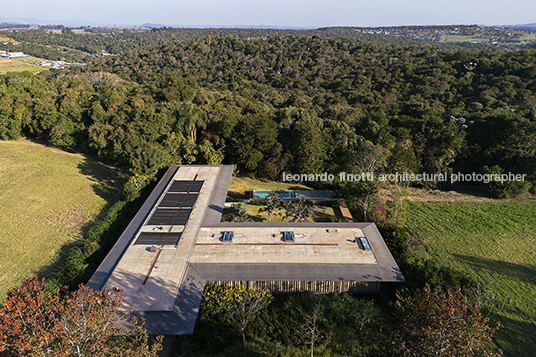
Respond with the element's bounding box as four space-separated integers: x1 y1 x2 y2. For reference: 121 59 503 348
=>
356 237 371 250
221 231 234 242
282 231 295 242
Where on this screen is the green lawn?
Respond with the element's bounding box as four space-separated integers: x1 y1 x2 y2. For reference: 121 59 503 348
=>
0 58 45 74
243 204 337 222
405 200 536 357
444 34 484 43
0 139 123 298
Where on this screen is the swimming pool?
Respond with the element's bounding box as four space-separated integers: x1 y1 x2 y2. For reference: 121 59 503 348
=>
251 190 332 199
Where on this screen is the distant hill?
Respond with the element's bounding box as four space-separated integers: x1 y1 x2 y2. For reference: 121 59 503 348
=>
0 17 108 27
502 22 536 30
140 23 167 28
2 24 536 62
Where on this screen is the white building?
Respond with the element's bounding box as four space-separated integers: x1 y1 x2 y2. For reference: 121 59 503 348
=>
7 52 25 58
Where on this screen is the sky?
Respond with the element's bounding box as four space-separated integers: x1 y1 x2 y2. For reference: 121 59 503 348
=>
3 0 536 28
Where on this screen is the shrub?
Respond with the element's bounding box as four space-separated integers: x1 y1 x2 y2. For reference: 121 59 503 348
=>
248 199 266 206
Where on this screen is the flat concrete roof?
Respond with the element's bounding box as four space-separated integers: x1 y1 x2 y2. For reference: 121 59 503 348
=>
88 165 404 335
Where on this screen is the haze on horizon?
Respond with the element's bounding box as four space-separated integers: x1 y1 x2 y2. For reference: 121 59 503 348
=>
3 0 536 28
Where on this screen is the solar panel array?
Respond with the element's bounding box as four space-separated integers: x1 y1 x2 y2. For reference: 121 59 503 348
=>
159 193 198 208
134 232 183 245
147 209 192 226
169 180 203 193
135 180 204 245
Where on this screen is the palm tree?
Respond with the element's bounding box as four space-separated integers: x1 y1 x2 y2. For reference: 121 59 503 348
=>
179 104 206 142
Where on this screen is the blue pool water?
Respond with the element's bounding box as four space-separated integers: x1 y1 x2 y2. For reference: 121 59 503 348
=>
251 190 331 199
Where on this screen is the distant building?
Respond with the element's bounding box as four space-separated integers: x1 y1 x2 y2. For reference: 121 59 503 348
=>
88 165 404 335
7 52 25 58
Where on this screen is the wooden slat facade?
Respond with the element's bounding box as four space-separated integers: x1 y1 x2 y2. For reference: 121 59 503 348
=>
207 280 380 294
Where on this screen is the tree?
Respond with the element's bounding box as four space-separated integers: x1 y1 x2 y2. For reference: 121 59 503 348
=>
0 277 162 357
258 191 283 222
129 146 167 178
230 112 278 172
201 283 273 351
232 202 250 222
197 140 224 165
123 173 151 202
396 283 502 357
386 181 407 224
179 104 205 142
301 302 322 357
292 115 326 174
337 181 379 222
284 197 316 222
343 140 389 222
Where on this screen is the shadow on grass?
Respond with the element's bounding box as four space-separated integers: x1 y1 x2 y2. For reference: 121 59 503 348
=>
227 190 248 200
76 157 127 201
452 254 536 287
492 313 536 357
35 160 152 290
452 254 536 356
36 157 124 283
444 182 491 199
313 209 335 222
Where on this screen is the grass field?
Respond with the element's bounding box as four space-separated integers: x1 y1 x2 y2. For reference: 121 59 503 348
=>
240 204 337 222
444 34 485 43
227 176 312 200
0 57 45 74
0 139 123 298
405 200 536 357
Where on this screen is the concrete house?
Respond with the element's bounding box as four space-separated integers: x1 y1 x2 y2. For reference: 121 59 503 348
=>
88 165 404 335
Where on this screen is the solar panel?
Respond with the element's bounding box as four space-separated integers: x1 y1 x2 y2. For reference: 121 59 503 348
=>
168 180 204 193
357 237 372 250
282 231 295 242
147 208 192 226
159 193 198 208
134 232 182 245
221 231 233 242
188 181 204 193
168 180 191 192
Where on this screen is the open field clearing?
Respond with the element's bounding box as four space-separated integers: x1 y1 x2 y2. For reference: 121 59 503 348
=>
0 139 123 298
0 57 45 74
405 200 536 357
403 185 493 202
444 34 485 43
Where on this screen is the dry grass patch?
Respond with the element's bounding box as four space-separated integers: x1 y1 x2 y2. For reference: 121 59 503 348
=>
0 57 45 74
0 139 123 297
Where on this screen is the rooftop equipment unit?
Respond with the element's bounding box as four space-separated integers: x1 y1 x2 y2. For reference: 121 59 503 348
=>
356 237 372 250
282 231 295 242
221 231 234 242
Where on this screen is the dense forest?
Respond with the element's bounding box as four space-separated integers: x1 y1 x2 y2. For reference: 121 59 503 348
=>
2 35 535 198
1 26 453 61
